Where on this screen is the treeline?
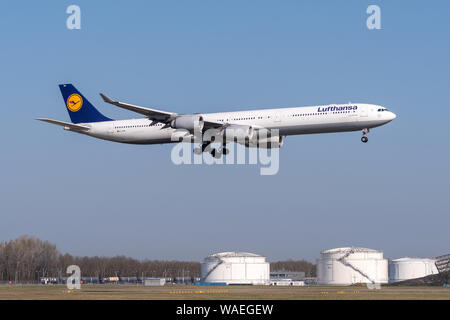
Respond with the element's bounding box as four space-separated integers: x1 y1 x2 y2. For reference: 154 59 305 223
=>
0 236 199 282
270 260 316 277
0 236 316 282
0 235 60 282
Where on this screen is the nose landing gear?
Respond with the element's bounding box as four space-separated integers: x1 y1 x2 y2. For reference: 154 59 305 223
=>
361 128 369 143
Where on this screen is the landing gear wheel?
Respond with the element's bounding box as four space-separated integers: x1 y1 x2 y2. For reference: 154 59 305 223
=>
211 148 222 158
193 148 202 155
201 142 211 152
361 136 368 143
222 147 230 155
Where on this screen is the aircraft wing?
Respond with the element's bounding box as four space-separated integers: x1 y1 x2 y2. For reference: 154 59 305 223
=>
100 93 176 121
100 93 225 130
36 118 91 131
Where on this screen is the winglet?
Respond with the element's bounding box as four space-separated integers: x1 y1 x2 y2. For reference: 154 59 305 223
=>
100 93 114 104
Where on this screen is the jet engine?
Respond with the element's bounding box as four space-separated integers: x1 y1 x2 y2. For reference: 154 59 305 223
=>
245 135 284 149
223 124 255 141
171 115 204 131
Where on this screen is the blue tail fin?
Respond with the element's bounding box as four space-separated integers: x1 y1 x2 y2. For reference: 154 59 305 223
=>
59 84 112 123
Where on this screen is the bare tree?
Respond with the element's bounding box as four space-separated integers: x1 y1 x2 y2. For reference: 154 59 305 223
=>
270 259 316 277
0 236 201 281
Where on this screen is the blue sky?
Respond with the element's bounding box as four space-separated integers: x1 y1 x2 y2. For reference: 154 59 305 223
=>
0 1 449 262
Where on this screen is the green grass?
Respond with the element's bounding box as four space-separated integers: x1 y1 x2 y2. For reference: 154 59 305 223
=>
0 285 449 300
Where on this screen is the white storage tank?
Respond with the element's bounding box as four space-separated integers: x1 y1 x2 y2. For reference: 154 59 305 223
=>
201 251 269 285
317 247 388 285
389 258 438 283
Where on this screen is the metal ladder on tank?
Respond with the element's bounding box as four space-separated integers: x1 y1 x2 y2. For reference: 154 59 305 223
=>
337 248 376 284
201 258 224 282
435 254 450 273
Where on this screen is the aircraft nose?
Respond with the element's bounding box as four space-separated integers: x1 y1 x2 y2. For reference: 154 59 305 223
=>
389 111 397 120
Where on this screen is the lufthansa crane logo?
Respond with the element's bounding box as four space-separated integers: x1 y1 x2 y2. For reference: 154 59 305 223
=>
66 94 83 112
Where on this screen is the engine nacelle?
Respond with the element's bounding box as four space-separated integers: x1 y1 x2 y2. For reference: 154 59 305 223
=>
223 124 255 142
245 135 284 149
171 115 204 131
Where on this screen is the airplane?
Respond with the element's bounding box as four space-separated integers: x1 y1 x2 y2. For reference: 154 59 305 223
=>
37 84 396 157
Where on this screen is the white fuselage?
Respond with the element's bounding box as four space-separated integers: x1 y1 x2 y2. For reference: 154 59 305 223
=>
73 103 396 144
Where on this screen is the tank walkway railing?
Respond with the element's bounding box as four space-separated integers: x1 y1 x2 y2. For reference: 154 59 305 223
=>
201 258 224 282
435 254 450 273
337 248 376 284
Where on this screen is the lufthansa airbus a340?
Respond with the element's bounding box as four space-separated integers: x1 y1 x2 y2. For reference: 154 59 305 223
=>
38 84 396 157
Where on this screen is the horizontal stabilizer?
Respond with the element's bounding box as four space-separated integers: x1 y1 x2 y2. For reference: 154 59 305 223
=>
36 118 91 131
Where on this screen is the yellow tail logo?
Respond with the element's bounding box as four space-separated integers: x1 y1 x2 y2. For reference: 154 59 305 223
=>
66 94 83 112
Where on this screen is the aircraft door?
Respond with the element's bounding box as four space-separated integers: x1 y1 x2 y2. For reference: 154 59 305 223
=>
107 123 115 136
274 113 281 123
359 107 368 119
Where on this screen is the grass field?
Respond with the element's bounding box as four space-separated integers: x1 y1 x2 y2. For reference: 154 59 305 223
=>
0 285 449 300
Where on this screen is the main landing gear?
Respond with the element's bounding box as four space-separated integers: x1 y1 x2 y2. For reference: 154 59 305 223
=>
361 128 369 143
193 141 211 155
194 142 229 158
211 143 229 158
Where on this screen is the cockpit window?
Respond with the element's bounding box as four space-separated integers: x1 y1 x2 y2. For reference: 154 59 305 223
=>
378 108 389 112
